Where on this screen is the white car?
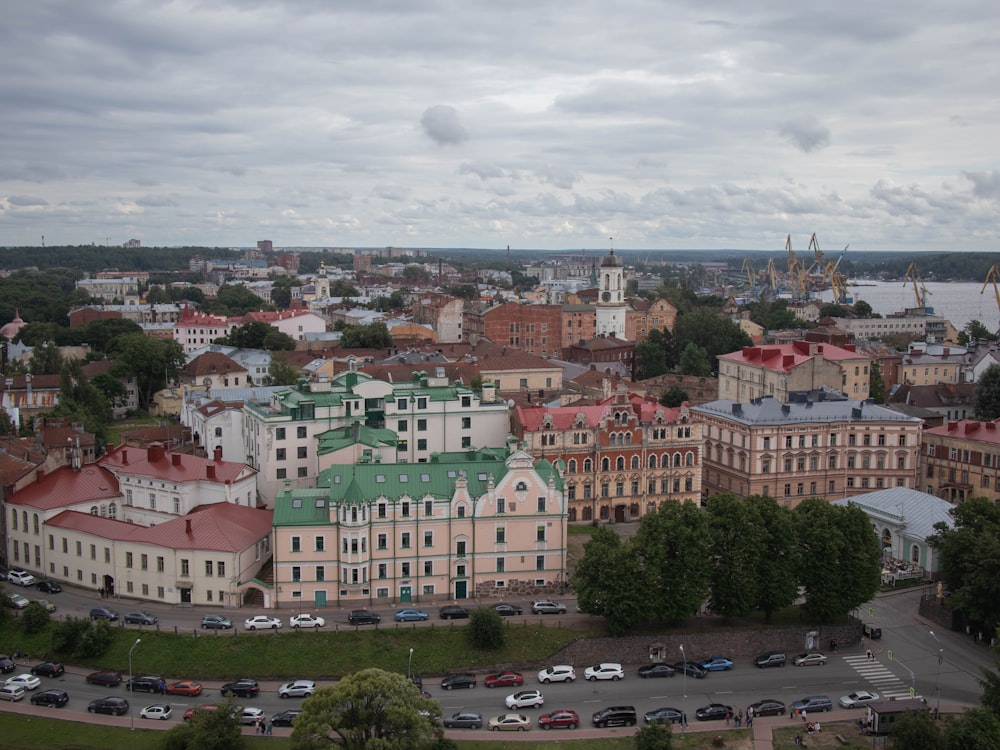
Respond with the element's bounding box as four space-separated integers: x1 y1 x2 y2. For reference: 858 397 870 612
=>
240 707 265 725
537 665 576 684
140 704 173 720
505 689 544 709
793 652 828 667
290 613 325 629
531 600 567 614
584 662 624 681
6 569 36 587
278 680 316 698
244 615 283 630
839 690 880 708
8 593 30 609
5 674 41 691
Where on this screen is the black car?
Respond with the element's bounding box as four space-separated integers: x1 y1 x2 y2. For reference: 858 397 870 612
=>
592 706 638 728
86 670 123 687
443 711 483 729
124 611 158 626
439 605 469 620
89 606 119 621
695 703 733 722
494 603 522 616
638 663 676 679
347 609 381 625
126 675 163 693
221 679 260 698
36 580 62 594
747 699 786 717
271 709 302 727
89 696 130 715
0 657 16 674
672 661 707 679
31 689 69 708
30 662 65 678
441 673 477 690
644 707 685 725
754 650 787 668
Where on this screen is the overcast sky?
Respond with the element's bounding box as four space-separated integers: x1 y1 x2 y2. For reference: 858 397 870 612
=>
2 1 999 252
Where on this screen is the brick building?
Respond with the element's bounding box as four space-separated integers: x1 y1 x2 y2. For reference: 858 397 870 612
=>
921 419 1000 504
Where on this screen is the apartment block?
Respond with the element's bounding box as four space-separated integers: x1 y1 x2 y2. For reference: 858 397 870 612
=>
922 419 1000 504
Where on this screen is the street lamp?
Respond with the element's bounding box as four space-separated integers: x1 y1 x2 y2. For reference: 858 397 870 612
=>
407 648 414 680
929 630 943 718
679 645 687 732
128 638 141 731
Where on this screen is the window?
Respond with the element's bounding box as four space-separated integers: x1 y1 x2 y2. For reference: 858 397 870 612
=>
378 503 386 518
417 419 427 431
292 566 301 583
217 561 225 577
126 552 133 568
378 564 387 579
536 525 546 542
276 448 286 460
497 497 506 514
496 557 505 573
424 530 433 547
400 562 411 577
397 419 408 432
315 536 325 552
457 504 466 517
401 501 410 517
297 446 307 459
417 439 427 450
277 468 287 479
276 427 286 440
181 559 190 576
297 426 307 439
536 555 545 571
456 540 467 556
424 500 433 516
424 560 433 576
90 544 96 560
537 496 546 512
291 536 301 552
316 565 325 581
401 532 411 548
461 417 471 429
149 493 156 510
496 527 506 543
377 534 387 549
205 560 214 576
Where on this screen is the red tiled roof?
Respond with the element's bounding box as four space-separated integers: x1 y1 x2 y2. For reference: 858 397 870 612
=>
8 464 120 510
98 444 252 485
242 309 321 323
719 341 866 373
925 419 1000 444
515 404 608 431
182 352 247 378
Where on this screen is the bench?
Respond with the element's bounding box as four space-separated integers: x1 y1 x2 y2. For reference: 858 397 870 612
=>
835 734 849 745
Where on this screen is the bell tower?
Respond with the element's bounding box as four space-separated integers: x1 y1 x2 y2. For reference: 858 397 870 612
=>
595 241 626 339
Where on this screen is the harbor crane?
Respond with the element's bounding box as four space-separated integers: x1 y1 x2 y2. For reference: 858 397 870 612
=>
785 235 809 300
904 262 932 308
982 265 1000 319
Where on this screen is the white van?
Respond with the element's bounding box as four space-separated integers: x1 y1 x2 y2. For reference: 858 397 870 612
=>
0 684 26 702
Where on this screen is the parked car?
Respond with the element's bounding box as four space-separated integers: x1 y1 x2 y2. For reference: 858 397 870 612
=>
0 685 26 702
698 656 734 671
86 671 123 687
5 674 41 691
88 696 130 715
221 679 260 698
290 613 325 628
638 663 676 679
754 650 786 668
30 689 69 707
0 657 15 674
863 623 882 640
531 600 566 615
585 663 624 681
747 699 786 717
394 609 429 622
125 675 163 693
166 680 203 697
644 707 686 725
6 569 36 587
244 615 282 630
793 652 828 667
592 706 638 728
505 689 544 709
538 709 580 729
36 580 62 594
443 711 483 729
140 704 173 720
348 609 381 625
537 665 576 684
30 662 65 678
438 605 469 620
494 603 523 616
790 695 833 714
89 607 119 622
672 661 707 679
484 671 523 688
441 673 477 690
8 593 29 609
183 705 220 721
124 611 158 626
271 709 302 727
839 690 880 709
200 615 233 629
696 703 733 721
278 680 315 698
488 713 531 731
35 599 56 613
240 707 265 725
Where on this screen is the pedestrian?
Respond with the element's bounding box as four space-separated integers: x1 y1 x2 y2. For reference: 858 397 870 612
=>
266 720 273 735
98 587 105 599
159 678 166 695
747 710 753 728
801 709 808 723
735 710 741 728
725 709 731 726
866 648 874 661
257 717 263 734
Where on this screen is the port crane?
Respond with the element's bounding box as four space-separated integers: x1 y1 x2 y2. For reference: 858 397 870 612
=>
785 235 809 300
822 244 850 304
903 262 932 308
982 265 1000 323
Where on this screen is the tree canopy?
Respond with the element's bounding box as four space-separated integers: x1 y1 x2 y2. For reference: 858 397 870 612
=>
217 321 296 351
974 365 1000 420
338 321 393 349
109 333 185 409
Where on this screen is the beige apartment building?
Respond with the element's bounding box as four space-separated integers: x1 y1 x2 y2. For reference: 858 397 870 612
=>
692 394 922 507
922 419 1000 504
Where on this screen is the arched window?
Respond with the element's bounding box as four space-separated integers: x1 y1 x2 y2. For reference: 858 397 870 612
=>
601 457 610 472
685 451 694 466
616 456 625 471
90 506 99 516
108 503 117 519
648 454 657 468
630 455 640 470
673 453 682 467
214 427 223 437
625 432 632 444
911 544 920 563
568 459 578 473
516 481 527 492
584 459 593 472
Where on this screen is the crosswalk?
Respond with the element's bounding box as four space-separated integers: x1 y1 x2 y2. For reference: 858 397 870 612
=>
842 654 921 701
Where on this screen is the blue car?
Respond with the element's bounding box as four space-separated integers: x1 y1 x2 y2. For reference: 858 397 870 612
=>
394 608 429 622
698 656 734 672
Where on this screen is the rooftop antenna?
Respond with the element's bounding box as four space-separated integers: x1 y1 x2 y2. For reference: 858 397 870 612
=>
41 235 45 247
506 244 510 265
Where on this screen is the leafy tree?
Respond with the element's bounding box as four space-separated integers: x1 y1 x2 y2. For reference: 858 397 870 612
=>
210 284 270 316
966 319 999 342
648 328 680 370
290 668 441 750
91 373 128 410
705 493 766 621
467 607 505 650
51 617 113 659
795 498 882 623
264 353 301 386
678 341 711 377
217 321 271 349
973 365 1000 419
673 310 750 373
943 707 1000 750
869 360 887 404
339 322 392 349
889 707 945 750
69 318 144 354
853 300 874 318
634 500 711 625
751 495 801 624
50 359 111 446
164 694 244 750
819 303 850 318
447 284 478 300
929 498 1000 635
145 285 171 304
659 386 688 407
635 341 669 380
330 280 360 297
262 328 296 351
109 333 185 410
20 601 50 634
28 341 63 375
573 527 646 636
402 266 431 285
634 722 674 750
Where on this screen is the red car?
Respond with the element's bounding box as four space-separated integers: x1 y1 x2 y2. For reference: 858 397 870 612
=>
539 709 580 730
184 705 220 721
484 671 524 689
166 680 203 697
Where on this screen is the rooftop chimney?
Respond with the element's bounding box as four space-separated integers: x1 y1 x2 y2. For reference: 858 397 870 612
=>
206 464 216 480
214 446 223 462
185 518 192 534
172 453 181 466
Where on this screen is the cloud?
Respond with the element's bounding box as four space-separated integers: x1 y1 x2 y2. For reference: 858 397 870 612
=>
963 170 1000 200
6 195 49 207
459 162 506 180
777 118 832 153
420 105 468 146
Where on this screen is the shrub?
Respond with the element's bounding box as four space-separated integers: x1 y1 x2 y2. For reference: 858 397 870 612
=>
19 602 49 634
466 607 505 650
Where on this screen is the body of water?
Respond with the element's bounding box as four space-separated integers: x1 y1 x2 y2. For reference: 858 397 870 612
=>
818 281 1000 332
